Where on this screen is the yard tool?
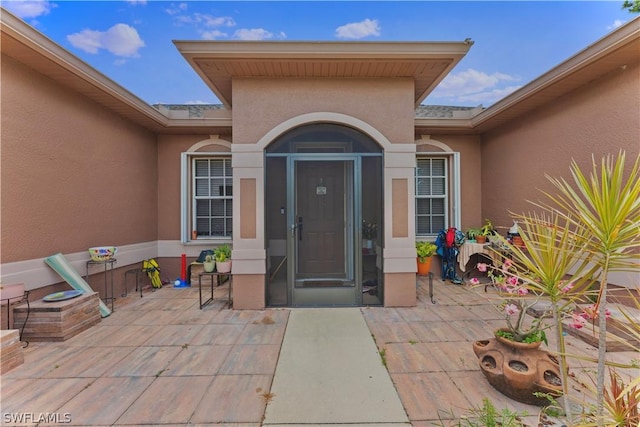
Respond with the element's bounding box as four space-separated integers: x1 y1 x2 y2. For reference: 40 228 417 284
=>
143 259 163 288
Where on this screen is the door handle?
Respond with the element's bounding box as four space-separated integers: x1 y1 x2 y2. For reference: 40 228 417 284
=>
298 217 303 241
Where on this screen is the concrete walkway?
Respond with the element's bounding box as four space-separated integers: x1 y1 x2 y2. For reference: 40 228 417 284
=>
263 308 410 426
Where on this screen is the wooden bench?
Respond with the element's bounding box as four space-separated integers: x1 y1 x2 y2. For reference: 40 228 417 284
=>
13 292 101 342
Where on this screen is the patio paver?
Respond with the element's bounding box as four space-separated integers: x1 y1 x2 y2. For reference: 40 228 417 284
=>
0 276 636 426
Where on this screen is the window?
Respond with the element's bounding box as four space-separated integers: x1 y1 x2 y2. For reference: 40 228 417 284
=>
415 157 448 236
192 158 232 238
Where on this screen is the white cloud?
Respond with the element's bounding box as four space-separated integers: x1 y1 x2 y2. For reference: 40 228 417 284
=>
174 12 235 27
67 24 145 57
3 0 55 18
201 30 228 40
607 19 625 30
165 3 188 16
335 19 380 39
127 0 147 4
233 28 275 41
429 68 522 105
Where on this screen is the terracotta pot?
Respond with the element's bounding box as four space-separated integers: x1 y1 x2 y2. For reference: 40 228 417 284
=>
416 256 433 275
512 236 524 247
472 330 562 406
494 329 542 350
476 235 487 244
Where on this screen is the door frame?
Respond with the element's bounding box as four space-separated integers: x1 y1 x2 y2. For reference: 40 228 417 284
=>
287 154 362 307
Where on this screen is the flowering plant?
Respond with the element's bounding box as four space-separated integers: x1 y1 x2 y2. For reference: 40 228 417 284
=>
470 260 552 344
362 220 377 240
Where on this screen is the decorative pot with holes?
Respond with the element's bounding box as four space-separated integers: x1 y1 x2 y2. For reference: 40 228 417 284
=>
472 329 563 406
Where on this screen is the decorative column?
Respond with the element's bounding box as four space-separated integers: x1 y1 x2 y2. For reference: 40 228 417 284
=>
230 143 266 309
383 143 417 307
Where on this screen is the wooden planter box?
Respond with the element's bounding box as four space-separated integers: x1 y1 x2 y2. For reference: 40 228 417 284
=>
13 292 101 342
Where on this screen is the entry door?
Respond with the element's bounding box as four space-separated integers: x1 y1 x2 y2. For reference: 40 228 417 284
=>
290 159 357 306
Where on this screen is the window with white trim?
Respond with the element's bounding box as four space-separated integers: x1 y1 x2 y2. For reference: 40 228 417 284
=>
192 157 232 238
415 157 448 236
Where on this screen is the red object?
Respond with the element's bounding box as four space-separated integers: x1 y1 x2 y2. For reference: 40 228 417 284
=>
180 253 186 281
445 227 456 248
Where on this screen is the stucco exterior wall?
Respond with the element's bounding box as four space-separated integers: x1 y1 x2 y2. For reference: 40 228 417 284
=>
1 55 158 264
481 61 640 234
156 134 229 241
418 134 483 230
233 78 416 144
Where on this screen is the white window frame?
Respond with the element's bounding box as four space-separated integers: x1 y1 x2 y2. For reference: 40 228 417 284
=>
415 152 460 237
181 152 233 243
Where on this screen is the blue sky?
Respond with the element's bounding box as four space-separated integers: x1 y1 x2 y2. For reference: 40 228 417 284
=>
3 1 635 106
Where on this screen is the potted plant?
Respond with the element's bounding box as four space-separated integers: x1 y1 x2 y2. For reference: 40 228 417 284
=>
470 259 563 405
203 254 215 273
214 244 232 273
362 220 377 251
416 241 437 275
476 219 494 244
466 227 482 243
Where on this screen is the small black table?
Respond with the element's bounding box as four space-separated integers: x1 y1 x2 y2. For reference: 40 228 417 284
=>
198 272 232 309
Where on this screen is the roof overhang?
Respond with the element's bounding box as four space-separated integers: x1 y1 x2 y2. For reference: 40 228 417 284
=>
469 16 640 133
174 40 473 109
0 9 232 135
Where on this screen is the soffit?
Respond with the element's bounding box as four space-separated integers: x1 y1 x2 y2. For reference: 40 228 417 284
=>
174 41 473 108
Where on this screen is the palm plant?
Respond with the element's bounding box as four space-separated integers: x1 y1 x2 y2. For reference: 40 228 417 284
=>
490 211 593 419
538 151 640 426
488 152 639 425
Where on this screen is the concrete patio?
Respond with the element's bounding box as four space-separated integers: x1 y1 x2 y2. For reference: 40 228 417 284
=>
1 275 636 426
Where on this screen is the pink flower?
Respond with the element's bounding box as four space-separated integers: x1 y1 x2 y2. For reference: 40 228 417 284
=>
517 287 529 295
561 282 575 293
507 276 519 286
581 305 612 320
569 313 587 329
477 263 488 272
582 304 597 320
502 259 513 269
470 277 480 285
504 303 520 316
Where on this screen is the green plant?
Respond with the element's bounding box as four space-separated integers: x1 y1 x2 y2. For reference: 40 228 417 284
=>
489 152 640 426
435 398 528 426
471 258 557 344
204 254 213 263
466 227 482 240
480 219 494 237
602 368 640 427
362 220 377 240
416 241 437 263
214 244 232 262
540 151 640 425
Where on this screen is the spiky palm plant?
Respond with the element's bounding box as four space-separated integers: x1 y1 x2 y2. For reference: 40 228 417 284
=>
536 151 640 426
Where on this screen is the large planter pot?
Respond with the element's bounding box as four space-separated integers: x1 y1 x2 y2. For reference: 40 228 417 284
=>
417 257 433 275
216 260 232 274
472 330 562 406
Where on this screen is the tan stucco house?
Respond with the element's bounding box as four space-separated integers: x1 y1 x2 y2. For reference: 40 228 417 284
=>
1 10 638 313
